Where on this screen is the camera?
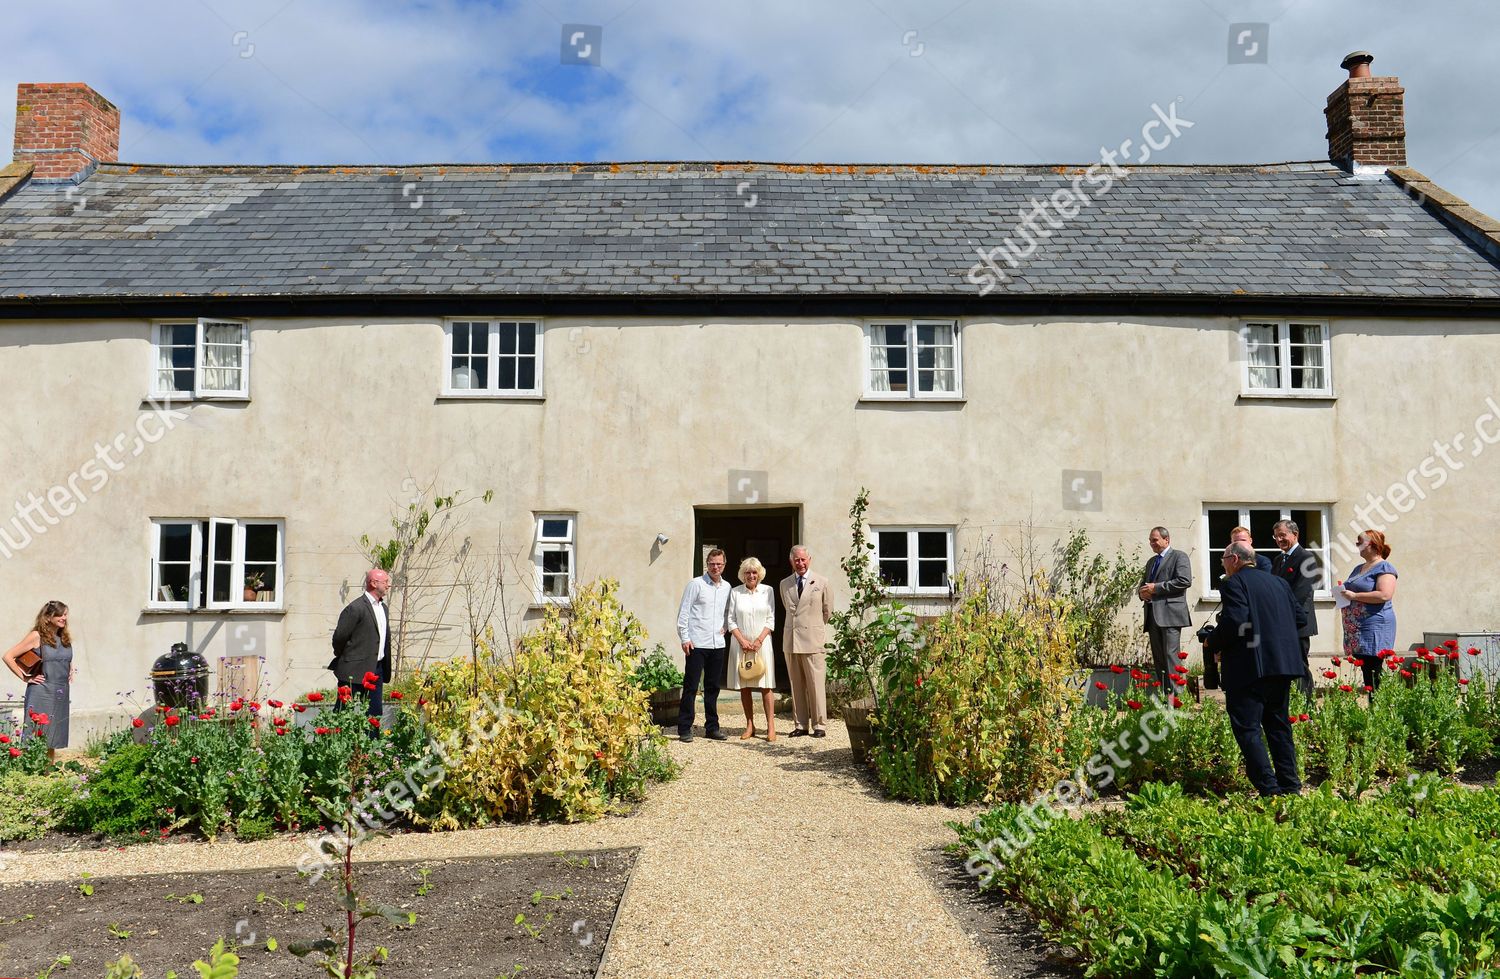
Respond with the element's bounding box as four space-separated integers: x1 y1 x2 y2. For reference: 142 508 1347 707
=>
1195 620 1217 644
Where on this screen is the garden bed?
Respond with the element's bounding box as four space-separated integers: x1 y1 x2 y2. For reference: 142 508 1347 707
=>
0 848 635 978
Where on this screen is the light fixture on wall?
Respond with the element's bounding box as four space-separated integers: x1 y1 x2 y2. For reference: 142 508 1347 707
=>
655 533 670 546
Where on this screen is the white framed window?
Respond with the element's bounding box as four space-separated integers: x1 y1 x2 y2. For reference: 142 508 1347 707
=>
148 518 284 610
863 320 962 399
1239 321 1331 396
443 319 543 397
533 514 575 603
1202 505 1332 598
873 526 954 596
151 319 251 399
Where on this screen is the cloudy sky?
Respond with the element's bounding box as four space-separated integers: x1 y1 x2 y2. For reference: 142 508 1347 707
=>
5 0 1499 215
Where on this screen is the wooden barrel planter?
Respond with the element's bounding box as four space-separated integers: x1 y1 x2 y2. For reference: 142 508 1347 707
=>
648 688 682 726
843 700 876 764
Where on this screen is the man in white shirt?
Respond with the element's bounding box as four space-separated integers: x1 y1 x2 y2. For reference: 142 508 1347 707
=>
675 549 732 742
329 568 393 736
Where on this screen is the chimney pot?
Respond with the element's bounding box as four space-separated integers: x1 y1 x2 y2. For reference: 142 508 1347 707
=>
12 82 120 181
1341 51 1374 78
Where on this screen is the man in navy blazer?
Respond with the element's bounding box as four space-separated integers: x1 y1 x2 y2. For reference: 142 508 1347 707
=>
1272 519 1322 700
1204 543 1307 796
330 569 393 732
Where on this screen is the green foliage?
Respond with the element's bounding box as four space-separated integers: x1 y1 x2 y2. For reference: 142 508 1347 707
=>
62 741 162 837
630 644 684 693
826 489 922 709
0 729 51 774
1046 527 1144 667
0 769 81 842
414 580 677 827
873 589 1078 805
954 779 1500 977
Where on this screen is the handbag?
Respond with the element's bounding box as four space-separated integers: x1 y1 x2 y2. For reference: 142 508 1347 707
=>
737 649 765 684
16 648 42 678
1196 615 1221 690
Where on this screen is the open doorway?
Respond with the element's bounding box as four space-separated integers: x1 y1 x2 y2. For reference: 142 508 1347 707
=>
693 506 800 693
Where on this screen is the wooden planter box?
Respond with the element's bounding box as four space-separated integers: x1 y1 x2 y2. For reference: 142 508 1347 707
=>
843 700 876 765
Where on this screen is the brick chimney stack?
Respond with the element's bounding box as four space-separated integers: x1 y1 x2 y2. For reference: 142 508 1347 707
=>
1325 52 1406 171
12 83 120 180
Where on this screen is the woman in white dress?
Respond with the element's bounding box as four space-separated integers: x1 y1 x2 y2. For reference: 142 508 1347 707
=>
725 556 777 741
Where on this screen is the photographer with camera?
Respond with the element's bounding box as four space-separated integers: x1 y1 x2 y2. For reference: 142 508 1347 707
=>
1202 542 1307 797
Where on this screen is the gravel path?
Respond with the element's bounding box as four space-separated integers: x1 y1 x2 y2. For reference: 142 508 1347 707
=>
5 715 997 978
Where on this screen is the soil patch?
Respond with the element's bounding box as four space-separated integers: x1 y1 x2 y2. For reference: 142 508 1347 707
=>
0 848 635 978
921 846 1083 979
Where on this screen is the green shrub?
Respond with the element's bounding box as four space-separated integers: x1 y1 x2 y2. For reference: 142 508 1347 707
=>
414 579 674 827
0 769 81 842
631 644 684 693
873 589 1078 805
62 742 161 837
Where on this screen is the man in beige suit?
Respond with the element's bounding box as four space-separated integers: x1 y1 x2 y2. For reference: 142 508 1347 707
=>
778 544 834 737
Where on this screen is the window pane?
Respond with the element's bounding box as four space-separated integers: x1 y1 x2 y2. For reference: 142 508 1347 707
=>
1244 323 1280 388
497 357 516 390
158 563 190 603
1207 509 1239 545
518 323 536 355
517 358 536 391
916 531 947 559
541 519 570 540
1248 509 1280 547
917 560 947 589
1209 549 1227 593
1248 365 1280 389
212 523 233 560
1290 323 1324 345
877 532 908 561
245 524 278 563
159 523 192 562
498 323 517 356
879 560 909 588
200 322 245 392
1289 509 1323 549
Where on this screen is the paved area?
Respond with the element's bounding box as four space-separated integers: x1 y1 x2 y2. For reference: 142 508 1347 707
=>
8 712 996 978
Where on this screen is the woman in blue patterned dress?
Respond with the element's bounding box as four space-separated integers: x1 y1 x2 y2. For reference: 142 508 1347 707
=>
1340 531 1397 701
3 601 74 763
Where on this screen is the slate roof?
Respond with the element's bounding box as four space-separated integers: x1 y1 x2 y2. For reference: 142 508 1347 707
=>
1 160 1498 303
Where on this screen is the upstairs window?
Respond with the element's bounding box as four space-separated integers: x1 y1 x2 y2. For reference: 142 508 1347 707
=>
152 319 250 399
865 320 961 398
445 319 542 396
1240 321 1331 396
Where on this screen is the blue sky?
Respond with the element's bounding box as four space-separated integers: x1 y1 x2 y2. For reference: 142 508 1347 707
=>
4 0 1499 215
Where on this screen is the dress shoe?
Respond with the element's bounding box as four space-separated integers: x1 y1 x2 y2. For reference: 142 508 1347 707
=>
706 730 729 741
679 733 694 743
788 728 809 737
811 729 827 738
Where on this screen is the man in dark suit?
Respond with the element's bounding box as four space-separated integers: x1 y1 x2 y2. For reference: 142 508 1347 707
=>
330 569 392 734
1204 542 1307 796
1229 526 1274 573
1272 519 1323 700
1138 526 1192 695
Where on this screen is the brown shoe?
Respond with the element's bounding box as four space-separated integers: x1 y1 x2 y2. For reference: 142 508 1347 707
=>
766 726 777 742
740 725 755 741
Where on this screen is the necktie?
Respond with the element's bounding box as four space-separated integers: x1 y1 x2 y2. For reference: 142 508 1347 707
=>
1148 555 1161 582
797 575 805 597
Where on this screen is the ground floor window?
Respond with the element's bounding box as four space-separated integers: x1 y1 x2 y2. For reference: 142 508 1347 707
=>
873 526 954 596
533 514 576 603
149 518 283 609
1202 505 1331 596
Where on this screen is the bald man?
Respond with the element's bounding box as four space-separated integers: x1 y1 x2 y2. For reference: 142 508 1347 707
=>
330 568 393 734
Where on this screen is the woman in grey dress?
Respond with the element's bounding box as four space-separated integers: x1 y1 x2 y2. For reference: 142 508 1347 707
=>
3 600 74 763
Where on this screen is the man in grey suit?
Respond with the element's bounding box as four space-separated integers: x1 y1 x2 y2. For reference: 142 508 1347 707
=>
330 569 392 734
1138 526 1192 695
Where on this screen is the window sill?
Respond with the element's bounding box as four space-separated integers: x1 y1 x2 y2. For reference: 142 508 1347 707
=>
141 396 250 407
438 392 545 402
528 599 572 610
882 590 953 599
1237 390 1336 402
142 607 286 616
859 395 967 404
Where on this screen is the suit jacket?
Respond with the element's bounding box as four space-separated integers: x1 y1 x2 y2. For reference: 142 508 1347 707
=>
1271 545 1321 638
1253 553 1274 573
329 593 393 684
1140 548 1192 630
779 570 833 656
1204 568 1306 691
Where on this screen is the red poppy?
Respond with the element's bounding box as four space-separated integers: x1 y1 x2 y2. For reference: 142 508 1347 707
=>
1173 665 1188 674
1459 678 1471 686
306 692 325 702
362 679 376 691
389 691 404 700
189 757 198 764
1415 646 1428 655
273 717 287 727
1109 665 1125 674
1172 676 1186 686
1379 649 1396 658
1386 660 1401 671
165 715 181 727
132 718 146 728
337 686 352 704
368 717 380 727
1332 656 1342 666
1171 696 1182 708
1469 648 1482 656
418 698 428 706
593 750 604 760
1126 699 1143 710
294 704 307 713
915 676 924 687
275 729 288 736
314 727 330 735
1449 651 1461 660
0 735 9 744
7 747 19 758
249 701 261 711
1299 714 1309 722
1151 681 1161 687
1363 684 1373 692
1339 684 1353 692
1094 681 1107 691
34 713 48 726
1134 681 1148 688
1399 669 1413 679
1288 715 1298 724
1322 670 1337 679
1177 651 1189 660
199 713 213 721
230 700 243 712
268 699 283 708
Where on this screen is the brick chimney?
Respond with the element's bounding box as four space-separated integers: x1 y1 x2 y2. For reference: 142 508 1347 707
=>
1325 52 1406 171
12 83 120 180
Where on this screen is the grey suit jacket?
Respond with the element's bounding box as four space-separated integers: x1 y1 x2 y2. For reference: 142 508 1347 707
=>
1141 548 1193 630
